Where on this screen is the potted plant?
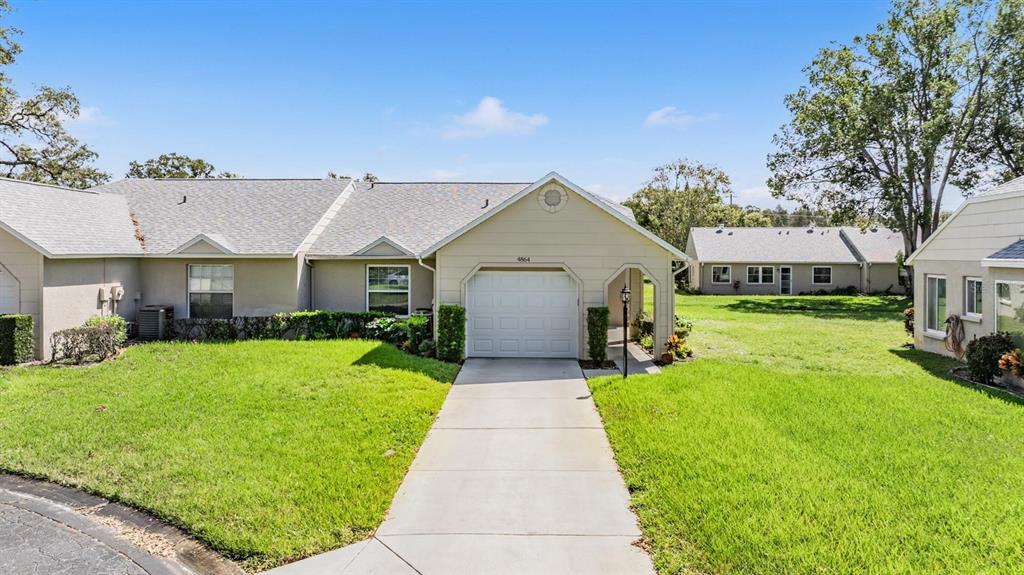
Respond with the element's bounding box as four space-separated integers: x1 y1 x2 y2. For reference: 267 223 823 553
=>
998 349 1024 389
662 334 683 364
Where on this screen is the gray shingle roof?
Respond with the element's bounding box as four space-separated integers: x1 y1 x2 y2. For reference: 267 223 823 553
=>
979 175 1024 196
987 239 1024 260
93 178 352 255
688 226 860 263
308 182 530 256
0 178 142 256
838 227 904 263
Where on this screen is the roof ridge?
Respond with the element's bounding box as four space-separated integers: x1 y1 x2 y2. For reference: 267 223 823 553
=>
0 175 100 194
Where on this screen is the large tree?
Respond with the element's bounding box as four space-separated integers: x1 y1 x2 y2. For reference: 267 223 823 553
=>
768 0 1019 256
0 1 108 188
624 159 771 251
975 0 1024 180
126 153 238 179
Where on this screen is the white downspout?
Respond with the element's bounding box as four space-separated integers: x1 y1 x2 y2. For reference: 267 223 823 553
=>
417 257 437 339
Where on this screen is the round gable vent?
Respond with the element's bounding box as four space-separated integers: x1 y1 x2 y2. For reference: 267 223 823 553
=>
538 184 568 213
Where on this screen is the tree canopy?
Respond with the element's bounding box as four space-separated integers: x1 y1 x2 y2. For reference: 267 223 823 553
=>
0 1 108 188
768 0 1024 256
126 153 238 179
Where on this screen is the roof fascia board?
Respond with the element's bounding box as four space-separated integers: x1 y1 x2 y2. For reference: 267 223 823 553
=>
307 254 419 261
0 220 54 257
353 236 414 256
417 171 688 260
982 258 1024 268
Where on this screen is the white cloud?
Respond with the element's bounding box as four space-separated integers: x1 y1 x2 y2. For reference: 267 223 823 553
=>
442 97 548 140
430 168 462 179
644 106 717 128
66 105 115 127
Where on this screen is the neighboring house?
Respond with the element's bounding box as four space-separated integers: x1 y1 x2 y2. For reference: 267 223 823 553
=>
685 226 906 295
906 175 1024 358
0 172 686 360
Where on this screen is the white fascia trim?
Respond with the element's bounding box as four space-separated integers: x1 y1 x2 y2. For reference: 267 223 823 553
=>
0 220 54 257
906 186 1024 265
169 233 236 255
306 254 417 261
293 180 356 257
354 236 415 256
982 258 1024 268
416 171 689 260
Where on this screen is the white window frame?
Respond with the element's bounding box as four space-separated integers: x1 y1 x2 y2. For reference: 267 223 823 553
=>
811 266 833 285
746 265 774 284
964 277 983 319
994 280 1024 335
187 264 234 319
366 264 411 317
711 265 732 284
924 274 947 336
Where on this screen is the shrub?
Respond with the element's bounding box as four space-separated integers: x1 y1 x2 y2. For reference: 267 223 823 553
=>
0 314 33 365
50 325 117 364
998 349 1024 378
417 339 436 357
674 316 694 340
587 307 610 362
436 304 466 363
639 334 654 352
406 314 432 353
84 315 129 347
171 311 393 342
631 312 655 342
903 307 914 336
965 333 1015 384
366 317 408 346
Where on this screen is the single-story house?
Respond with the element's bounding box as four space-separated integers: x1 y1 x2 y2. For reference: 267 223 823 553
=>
685 225 906 295
906 175 1024 358
0 172 686 360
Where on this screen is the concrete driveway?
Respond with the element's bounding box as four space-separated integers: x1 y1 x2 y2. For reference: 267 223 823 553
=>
266 358 653 575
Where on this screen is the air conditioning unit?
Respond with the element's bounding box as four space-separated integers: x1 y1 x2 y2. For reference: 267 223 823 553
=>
138 305 174 341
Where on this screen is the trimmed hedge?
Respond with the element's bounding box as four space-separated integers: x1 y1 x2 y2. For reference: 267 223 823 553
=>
406 314 432 353
587 307 610 362
50 324 118 364
0 314 33 365
966 333 1015 384
170 311 392 342
436 305 466 363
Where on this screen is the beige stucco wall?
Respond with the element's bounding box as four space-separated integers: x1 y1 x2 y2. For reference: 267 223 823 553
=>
0 227 43 357
41 258 141 360
311 259 433 313
695 262 862 295
607 267 644 327
435 184 678 357
139 258 300 319
865 262 905 294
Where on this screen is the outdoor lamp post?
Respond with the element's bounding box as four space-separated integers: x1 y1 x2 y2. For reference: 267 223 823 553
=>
620 285 631 378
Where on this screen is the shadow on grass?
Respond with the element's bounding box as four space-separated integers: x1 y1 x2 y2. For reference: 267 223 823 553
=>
890 347 1024 407
722 296 910 321
352 342 459 383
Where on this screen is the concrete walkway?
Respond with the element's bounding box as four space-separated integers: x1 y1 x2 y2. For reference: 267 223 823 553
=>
266 358 653 575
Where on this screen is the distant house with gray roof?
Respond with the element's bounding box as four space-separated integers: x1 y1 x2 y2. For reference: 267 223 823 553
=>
685 225 906 295
906 175 1024 359
0 172 688 360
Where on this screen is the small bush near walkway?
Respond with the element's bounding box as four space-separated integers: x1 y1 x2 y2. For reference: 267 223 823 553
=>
587 307 609 362
0 314 33 365
436 305 466 363
965 333 1016 384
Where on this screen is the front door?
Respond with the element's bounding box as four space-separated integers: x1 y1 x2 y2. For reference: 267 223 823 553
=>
780 266 792 295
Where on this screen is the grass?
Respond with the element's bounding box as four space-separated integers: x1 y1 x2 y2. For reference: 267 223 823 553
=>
0 339 456 571
592 293 1024 574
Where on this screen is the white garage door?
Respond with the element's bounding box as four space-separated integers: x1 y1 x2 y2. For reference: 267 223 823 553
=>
466 270 578 358
0 265 18 314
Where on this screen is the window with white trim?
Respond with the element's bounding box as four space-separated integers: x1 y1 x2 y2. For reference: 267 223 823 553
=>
925 275 946 333
965 277 983 318
995 281 1024 336
711 265 731 284
367 265 410 315
746 266 774 284
188 264 234 319
812 266 832 285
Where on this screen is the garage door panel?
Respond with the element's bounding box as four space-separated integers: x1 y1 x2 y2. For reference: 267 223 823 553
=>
466 271 579 358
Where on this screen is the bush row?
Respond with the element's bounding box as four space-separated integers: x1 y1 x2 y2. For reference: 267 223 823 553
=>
0 314 33 365
50 315 128 364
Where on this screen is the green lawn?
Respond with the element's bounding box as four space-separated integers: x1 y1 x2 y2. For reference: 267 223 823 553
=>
593 293 1024 574
0 340 456 571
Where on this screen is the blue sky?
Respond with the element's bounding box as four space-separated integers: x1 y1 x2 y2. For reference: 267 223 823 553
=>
12 1 902 208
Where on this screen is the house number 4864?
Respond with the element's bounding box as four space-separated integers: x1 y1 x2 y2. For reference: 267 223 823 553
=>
517 256 531 263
